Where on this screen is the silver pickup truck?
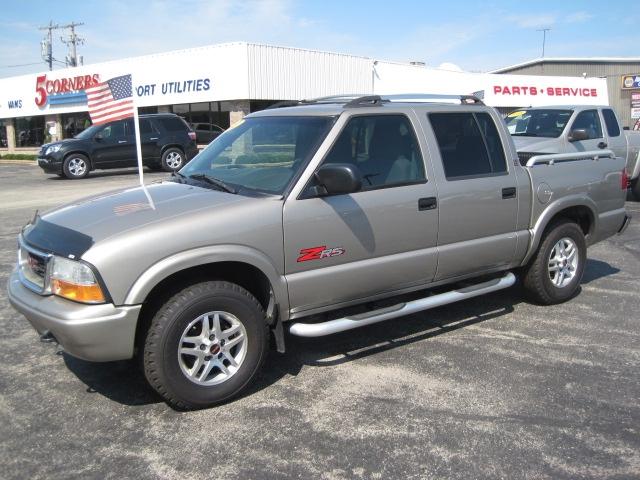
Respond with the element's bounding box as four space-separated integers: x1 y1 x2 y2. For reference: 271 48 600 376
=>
505 105 640 199
8 94 631 409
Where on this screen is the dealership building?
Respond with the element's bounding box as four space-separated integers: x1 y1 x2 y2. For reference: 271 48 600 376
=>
493 57 640 129
0 42 612 153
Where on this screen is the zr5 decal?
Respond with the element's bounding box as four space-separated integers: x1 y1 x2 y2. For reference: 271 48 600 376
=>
297 246 345 263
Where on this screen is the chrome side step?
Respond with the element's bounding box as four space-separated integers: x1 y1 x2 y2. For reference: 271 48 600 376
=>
288 272 516 337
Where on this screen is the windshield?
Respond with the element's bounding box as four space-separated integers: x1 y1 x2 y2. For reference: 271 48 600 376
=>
74 124 101 140
181 116 335 194
504 109 573 138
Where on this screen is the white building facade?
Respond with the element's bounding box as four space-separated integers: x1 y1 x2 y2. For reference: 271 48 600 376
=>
0 42 609 152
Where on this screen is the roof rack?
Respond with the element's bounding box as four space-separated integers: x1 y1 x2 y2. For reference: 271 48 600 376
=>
263 93 484 110
381 94 484 105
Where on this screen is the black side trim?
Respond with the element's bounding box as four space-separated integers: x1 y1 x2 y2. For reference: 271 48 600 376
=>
23 217 94 259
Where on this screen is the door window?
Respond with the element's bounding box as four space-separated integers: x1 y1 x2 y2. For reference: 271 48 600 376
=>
100 121 126 140
139 119 154 134
602 109 621 137
429 112 507 180
571 110 603 139
323 115 425 189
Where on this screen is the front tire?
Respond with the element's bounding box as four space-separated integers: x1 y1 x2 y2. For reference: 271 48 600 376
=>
522 220 586 305
143 281 269 409
62 154 90 179
161 148 185 172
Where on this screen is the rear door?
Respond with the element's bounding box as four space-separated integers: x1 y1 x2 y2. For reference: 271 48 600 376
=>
283 111 439 315
601 108 627 159
425 109 520 280
139 118 162 162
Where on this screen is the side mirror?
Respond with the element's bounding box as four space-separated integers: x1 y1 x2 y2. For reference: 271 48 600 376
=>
311 163 362 196
568 128 589 142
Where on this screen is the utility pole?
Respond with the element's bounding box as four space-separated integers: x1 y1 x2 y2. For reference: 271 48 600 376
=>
39 21 60 71
60 22 85 67
536 28 551 58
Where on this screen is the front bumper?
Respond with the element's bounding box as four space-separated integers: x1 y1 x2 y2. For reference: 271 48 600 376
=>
37 154 63 174
7 270 141 362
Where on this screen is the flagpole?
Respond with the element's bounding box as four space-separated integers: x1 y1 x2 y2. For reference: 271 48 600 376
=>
131 77 155 209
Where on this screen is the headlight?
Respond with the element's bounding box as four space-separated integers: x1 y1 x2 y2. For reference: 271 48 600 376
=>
50 256 105 304
45 144 62 155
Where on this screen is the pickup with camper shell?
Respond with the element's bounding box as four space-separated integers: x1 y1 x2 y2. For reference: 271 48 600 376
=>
9 94 631 409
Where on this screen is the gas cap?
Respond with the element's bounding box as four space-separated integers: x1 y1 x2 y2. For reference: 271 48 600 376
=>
537 182 553 204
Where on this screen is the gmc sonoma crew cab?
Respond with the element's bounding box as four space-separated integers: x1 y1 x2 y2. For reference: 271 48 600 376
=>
505 105 640 199
9 95 631 409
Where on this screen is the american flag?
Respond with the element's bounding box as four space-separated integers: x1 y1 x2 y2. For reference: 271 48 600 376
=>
85 74 134 125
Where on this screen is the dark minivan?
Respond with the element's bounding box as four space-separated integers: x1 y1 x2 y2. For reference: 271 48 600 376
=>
37 114 199 179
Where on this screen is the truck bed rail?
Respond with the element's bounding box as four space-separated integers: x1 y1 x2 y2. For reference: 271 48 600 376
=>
526 150 615 167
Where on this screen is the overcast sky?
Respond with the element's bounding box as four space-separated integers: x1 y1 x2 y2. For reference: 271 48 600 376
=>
0 0 636 78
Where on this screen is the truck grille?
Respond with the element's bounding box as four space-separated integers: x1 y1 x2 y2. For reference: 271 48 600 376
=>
18 244 50 292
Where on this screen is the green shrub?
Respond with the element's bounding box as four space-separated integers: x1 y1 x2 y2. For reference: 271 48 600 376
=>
0 154 38 161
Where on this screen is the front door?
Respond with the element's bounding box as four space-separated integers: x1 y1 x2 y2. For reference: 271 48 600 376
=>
283 112 439 316
425 110 520 280
565 109 606 153
92 119 135 168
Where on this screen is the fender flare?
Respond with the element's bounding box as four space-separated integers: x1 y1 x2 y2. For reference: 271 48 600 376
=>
521 195 598 266
123 244 290 320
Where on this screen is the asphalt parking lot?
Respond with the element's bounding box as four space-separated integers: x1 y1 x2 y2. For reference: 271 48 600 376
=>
0 163 639 479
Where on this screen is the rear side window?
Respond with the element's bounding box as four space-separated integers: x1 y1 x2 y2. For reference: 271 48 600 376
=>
429 112 507 180
571 110 603 139
139 119 155 134
323 115 426 189
602 109 621 137
157 116 190 132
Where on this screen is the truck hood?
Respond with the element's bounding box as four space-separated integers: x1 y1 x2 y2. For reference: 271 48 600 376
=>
512 136 564 153
22 181 249 256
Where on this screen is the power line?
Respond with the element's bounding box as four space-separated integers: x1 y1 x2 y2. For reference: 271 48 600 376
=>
536 28 551 58
0 61 45 69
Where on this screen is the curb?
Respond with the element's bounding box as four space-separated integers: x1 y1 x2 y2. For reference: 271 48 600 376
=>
0 160 37 165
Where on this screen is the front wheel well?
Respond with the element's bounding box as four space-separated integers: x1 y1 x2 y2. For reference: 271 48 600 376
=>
134 262 273 355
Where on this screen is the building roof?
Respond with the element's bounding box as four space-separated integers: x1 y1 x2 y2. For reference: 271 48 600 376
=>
492 57 640 73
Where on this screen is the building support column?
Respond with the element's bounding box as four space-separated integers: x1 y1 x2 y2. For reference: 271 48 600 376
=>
6 118 16 152
229 100 250 127
55 114 63 141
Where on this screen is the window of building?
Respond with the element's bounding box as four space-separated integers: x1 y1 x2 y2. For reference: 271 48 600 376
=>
429 112 507 180
323 115 426 190
571 110 603 139
0 119 8 148
602 109 621 137
61 112 91 139
15 116 45 147
168 102 231 130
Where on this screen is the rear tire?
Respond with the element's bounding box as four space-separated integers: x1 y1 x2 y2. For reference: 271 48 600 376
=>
522 220 586 305
143 281 269 410
62 154 90 179
161 148 185 172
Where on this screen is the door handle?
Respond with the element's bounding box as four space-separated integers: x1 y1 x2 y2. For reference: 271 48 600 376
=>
597 141 607 149
150 137 159 141
418 197 437 211
502 187 517 199
118 140 127 144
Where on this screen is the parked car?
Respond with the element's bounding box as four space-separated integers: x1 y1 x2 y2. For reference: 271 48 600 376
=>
9 94 630 409
191 122 225 144
505 105 640 200
37 113 199 179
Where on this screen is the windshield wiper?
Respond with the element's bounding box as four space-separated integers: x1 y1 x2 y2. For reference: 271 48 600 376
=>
188 173 238 194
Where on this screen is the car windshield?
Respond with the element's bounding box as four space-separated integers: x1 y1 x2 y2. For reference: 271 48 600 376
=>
74 124 101 140
504 109 573 138
180 116 335 194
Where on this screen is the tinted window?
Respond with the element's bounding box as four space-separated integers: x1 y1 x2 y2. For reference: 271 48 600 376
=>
504 109 572 138
571 110 603 139
139 119 153 134
158 116 189 132
602 109 621 137
324 115 425 189
429 112 506 179
101 121 125 139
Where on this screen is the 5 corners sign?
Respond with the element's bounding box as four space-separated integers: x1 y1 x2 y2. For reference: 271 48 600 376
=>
34 73 101 107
